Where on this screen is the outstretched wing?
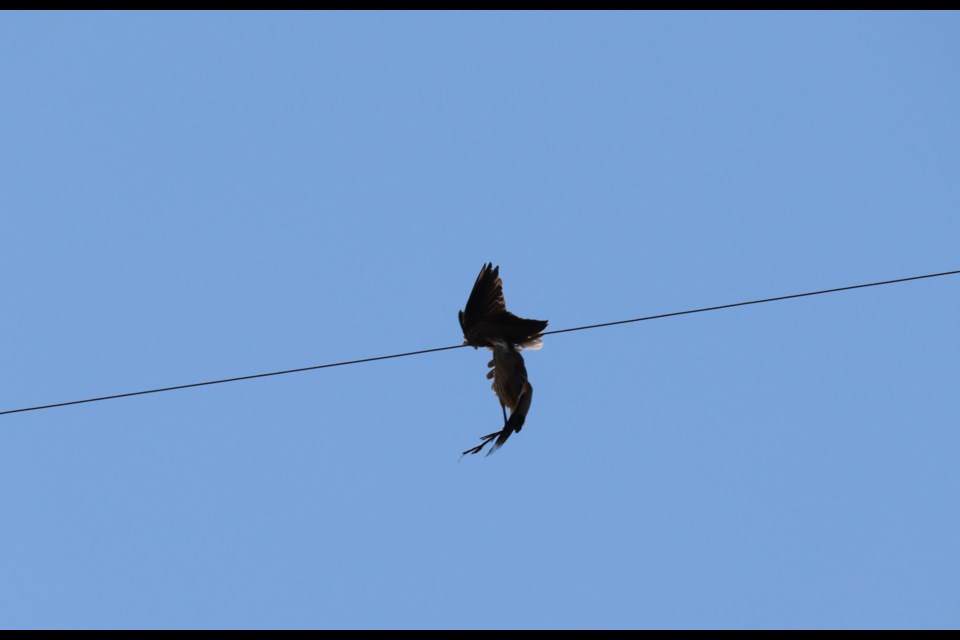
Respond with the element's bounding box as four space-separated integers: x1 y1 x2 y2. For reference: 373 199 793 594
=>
458 263 506 335
459 263 548 346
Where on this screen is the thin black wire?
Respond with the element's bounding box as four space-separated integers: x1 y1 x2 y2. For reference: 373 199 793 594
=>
2 269 957 417
541 269 960 336
0 344 467 417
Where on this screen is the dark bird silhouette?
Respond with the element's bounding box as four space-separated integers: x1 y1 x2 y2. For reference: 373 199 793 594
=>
458 263 547 350
458 263 546 456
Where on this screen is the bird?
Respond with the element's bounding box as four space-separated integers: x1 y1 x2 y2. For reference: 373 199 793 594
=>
458 263 547 456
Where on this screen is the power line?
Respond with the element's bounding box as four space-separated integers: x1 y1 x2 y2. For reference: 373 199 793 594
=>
3 269 958 417
541 269 960 336
0 344 466 417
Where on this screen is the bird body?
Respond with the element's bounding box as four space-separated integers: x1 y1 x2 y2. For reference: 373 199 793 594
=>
458 263 546 456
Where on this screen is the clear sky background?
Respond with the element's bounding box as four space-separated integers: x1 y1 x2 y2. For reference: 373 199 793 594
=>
1 11 958 630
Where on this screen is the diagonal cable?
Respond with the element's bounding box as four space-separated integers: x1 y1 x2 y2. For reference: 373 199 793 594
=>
2 269 957 417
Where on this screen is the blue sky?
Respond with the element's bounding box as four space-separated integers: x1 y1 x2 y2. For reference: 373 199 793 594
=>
1 11 958 629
